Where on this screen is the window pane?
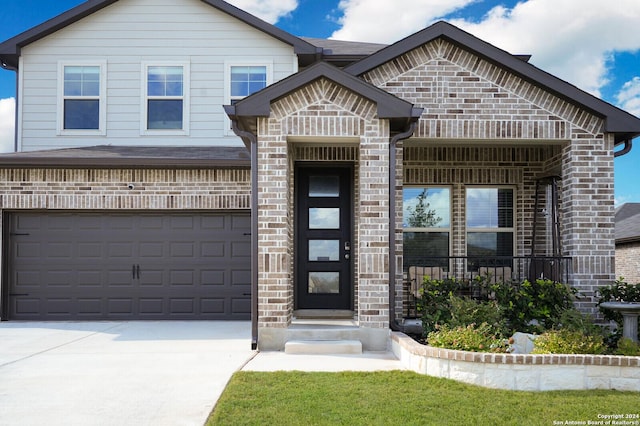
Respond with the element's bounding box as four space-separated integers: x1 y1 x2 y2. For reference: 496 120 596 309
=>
308 272 339 294
309 208 340 229
147 66 183 96
467 232 513 258
230 65 266 97
64 99 99 129
309 176 339 197
403 187 450 228
147 100 183 129
466 188 513 228
309 240 340 261
64 66 100 96
403 232 449 271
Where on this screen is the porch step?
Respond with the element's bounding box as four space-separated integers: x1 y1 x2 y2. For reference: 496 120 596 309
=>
284 340 363 355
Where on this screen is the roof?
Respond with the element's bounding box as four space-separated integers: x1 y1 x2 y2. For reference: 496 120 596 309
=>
344 21 640 143
0 0 320 70
301 37 387 67
0 146 250 168
225 61 423 142
616 203 640 243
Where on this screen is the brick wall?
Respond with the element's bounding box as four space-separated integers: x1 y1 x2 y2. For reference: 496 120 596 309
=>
615 242 640 284
0 168 250 210
362 38 612 317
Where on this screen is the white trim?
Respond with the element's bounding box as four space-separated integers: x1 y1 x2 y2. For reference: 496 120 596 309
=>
223 61 272 135
17 57 24 152
140 61 190 136
56 60 107 136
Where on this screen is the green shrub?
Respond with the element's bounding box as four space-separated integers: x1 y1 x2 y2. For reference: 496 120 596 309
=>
416 277 465 335
491 279 577 334
531 329 606 355
447 295 508 337
615 338 640 356
427 323 510 353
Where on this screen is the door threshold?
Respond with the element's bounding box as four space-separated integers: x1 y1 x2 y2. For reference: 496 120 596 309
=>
293 309 355 320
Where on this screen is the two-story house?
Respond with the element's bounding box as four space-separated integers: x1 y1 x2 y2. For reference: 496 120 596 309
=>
1 0 639 351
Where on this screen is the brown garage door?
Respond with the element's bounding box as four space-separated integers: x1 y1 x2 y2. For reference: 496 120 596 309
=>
6 212 251 320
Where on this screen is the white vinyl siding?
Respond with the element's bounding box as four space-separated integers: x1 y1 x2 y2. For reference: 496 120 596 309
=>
17 0 298 151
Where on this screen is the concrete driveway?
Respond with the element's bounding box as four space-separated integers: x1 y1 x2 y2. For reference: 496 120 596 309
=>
0 321 254 426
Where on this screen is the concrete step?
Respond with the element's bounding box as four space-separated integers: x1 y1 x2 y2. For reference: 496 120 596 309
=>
284 340 363 355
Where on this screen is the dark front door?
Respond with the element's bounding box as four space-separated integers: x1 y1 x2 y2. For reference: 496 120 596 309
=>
296 166 352 310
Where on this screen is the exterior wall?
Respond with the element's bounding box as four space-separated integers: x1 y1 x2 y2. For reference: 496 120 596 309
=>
0 168 251 210
255 78 392 348
616 242 640 284
361 38 611 316
17 0 297 151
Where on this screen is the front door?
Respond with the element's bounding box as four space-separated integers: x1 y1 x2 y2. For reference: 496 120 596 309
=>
296 166 352 310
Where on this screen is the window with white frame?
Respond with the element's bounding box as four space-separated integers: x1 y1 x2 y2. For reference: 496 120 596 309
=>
466 187 515 263
58 62 106 134
142 63 189 134
402 187 451 270
225 63 270 133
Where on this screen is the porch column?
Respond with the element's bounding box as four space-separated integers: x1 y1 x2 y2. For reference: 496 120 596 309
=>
357 121 391 331
561 134 615 318
255 117 293 347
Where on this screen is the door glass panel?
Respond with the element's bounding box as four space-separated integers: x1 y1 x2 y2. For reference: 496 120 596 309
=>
309 240 339 261
308 272 340 294
309 208 339 229
309 176 339 197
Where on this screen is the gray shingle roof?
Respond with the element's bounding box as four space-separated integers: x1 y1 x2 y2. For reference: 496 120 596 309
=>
616 203 640 242
0 146 250 168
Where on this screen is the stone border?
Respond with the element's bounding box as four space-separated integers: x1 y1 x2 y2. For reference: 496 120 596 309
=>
390 332 640 391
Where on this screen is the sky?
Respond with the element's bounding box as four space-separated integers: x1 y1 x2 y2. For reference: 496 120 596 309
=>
1 0 640 204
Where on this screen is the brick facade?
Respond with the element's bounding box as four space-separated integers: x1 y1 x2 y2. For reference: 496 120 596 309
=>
615 242 640 284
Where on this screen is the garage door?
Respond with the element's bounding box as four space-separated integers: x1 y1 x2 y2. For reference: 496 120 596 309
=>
6 212 251 320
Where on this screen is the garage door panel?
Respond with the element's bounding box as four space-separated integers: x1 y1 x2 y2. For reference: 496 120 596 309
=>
8 212 251 320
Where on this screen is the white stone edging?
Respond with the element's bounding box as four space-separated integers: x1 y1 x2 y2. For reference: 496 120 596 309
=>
390 332 640 391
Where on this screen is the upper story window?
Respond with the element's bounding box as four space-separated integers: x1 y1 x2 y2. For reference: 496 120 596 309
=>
225 62 271 134
466 187 515 260
142 63 190 135
58 61 106 135
402 187 451 270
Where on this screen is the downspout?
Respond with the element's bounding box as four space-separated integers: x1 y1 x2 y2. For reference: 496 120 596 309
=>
614 139 633 157
388 121 418 332
230 119 259 350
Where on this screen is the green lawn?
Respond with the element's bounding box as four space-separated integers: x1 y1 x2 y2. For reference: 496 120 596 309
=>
207 371 639 426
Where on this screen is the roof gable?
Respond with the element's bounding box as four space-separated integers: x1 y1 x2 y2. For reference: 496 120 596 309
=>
345 21 640 142
225 61 422 128
0 0 319 70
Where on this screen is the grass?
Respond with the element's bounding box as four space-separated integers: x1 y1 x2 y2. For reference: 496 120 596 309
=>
207 371 639 426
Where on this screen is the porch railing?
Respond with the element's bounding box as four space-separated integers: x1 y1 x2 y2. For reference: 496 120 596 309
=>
402 256 573 317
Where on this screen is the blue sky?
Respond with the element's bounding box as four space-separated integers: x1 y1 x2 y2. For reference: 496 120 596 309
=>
1 0 640 204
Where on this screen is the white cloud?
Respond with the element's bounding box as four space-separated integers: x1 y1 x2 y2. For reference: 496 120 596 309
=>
226 0 298 24
331 0 477 43
0 98 15 153
329 0 640 99
616 77 640 118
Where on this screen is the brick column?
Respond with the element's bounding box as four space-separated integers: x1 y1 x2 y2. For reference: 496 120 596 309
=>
561 134 615 317
357 120 390 329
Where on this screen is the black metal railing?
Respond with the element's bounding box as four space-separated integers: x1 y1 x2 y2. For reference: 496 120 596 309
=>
402 256 573 317
404 256 572 284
